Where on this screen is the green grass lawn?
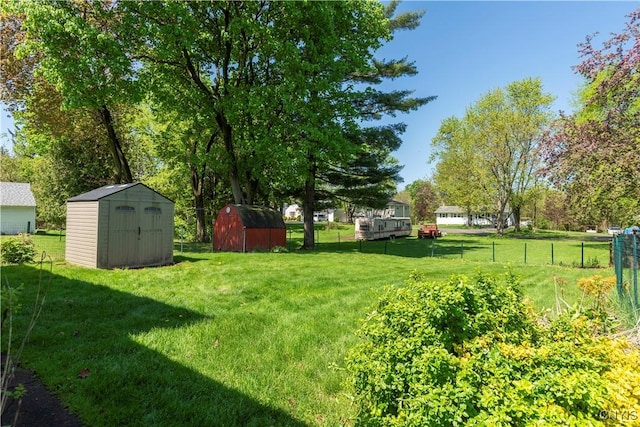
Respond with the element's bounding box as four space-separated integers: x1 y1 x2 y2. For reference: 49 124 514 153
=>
2 228 621 426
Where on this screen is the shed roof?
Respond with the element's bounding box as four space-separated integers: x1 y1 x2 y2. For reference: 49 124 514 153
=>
435 205 465 214
0 182 36 207
233 205 285 229
68 183 172 202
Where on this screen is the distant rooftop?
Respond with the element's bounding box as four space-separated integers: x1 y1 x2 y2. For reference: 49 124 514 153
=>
435 205 465 214
0 182 36 207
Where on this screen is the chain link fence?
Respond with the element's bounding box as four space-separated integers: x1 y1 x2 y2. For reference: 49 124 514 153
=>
613 233 639 306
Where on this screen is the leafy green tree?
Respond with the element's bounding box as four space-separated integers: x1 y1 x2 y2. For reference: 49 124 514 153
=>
406 179 440 223
540 188 575 231
265 1 394 249
0 9 36 112
7 0 432 247
14 0 140 183
15 99 117 229
0 148 25 182
320 124 405 223
288 0 434 249
432 78 554 234
432 117 492 225
120 1 323 241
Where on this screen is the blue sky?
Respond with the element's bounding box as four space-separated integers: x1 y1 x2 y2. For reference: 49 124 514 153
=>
377 1 639 190
2 1 639 190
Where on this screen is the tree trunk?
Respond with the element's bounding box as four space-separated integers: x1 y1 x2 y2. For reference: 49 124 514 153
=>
194 190 207 242
217 112 244 204
246 177 259 206
99 105 132 183
190 166 208 243
512 204 522 232
302 179 315 249
302 161 317 250
496 202 507 236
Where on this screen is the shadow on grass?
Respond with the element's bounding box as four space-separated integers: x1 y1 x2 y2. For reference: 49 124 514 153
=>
506 231 612 243
1 265 309 427
172 254 210 264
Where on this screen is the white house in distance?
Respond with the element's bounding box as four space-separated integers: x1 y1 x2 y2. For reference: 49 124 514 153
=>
435 205 511 227
284 203 303 220
435 205 467 226
284 203 348 222
0 182 37 234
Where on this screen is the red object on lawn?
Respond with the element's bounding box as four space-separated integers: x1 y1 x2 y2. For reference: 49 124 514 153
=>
213 204 286 252
417 223 443 239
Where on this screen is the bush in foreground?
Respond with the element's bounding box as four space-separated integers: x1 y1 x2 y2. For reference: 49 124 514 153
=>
0 234 37 264
345 272 640 426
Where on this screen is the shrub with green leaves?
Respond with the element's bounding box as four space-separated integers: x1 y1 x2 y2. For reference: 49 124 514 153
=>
0 234 37 264
345 272 640 426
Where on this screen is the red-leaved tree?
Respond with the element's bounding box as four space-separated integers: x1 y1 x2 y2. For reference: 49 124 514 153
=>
542 8 640 227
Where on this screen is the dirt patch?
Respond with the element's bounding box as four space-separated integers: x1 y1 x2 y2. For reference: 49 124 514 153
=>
2 359 82 427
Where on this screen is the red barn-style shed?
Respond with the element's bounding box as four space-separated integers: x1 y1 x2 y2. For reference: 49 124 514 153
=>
213 204 286 252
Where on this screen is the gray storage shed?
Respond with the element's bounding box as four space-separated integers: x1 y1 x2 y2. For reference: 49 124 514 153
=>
66 183 174 269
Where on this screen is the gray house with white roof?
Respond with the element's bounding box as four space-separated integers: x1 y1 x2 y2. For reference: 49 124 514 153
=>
0 182 37 234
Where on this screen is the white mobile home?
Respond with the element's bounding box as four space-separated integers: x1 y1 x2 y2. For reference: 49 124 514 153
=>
66 183 174 269
355 217 412 240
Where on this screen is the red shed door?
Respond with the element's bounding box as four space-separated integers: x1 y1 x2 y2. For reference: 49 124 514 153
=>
215 206 242 251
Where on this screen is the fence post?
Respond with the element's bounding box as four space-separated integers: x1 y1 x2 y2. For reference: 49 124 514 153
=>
384 240 387 254
338 232 340 250
551 243 554 265
634 234 638 306
524 242 527 264
460 242 463 259
492 241 495 262
581 242 584 268
613 235 624 298
431 239 434 258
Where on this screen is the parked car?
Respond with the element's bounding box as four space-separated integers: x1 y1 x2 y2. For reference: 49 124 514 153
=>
607 226 623 235
418 223 443 239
